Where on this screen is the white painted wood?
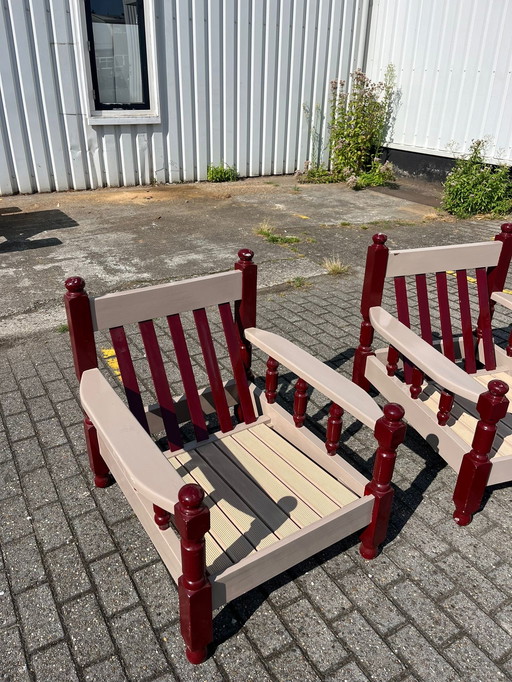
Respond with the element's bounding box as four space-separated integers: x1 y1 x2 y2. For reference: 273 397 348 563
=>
368 307 484 402
245 327 382 428
385 241 502 278
90 270 242 330
492 291 512 312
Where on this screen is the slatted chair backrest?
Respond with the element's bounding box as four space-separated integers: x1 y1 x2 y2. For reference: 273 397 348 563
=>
356 225 512 381
65 250 258 451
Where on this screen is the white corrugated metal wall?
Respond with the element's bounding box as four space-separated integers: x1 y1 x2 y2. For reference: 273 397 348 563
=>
0 0 364 195
365 0 512 165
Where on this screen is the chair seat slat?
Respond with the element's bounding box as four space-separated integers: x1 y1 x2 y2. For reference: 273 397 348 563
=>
456 270 477 374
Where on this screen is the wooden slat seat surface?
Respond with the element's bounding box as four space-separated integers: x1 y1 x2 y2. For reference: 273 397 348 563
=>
167 422 358 577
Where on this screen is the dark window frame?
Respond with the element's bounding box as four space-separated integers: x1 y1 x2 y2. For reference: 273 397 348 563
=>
84 0 150 111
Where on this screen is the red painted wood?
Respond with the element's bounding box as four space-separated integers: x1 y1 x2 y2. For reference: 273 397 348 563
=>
110 326 150 432
415 274 433 344
193 308 233 433
475 267 496 371
174 484 212 664
507 330 512 357
218 302 256 425
84 416 112 488
410 367 424 399
293 378 308 428
234 248 257 379
353 234 389 389
394 276 413 383
139 320 183 451
64 277 98 380
325 403 344 455
265 357 279 404
437 391 454 426
477 223 512 342
455 270 477 374
386 347 399 376
435 271 456 362
453 380 509 525
359 403 406 559
153 504 171 530
167 314 209 442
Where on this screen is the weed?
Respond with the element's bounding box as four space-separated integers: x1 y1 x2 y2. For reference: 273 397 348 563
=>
264 180 279 186
338 221 352 226
56 323 69 333
442 140 512 218
291 185 301 192
207 163 239 182
288 276 311 288
323 257 349 275
255 222 301 244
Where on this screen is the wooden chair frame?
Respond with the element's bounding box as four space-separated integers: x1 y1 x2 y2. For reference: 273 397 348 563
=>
353 224 512 526
65 249 405 664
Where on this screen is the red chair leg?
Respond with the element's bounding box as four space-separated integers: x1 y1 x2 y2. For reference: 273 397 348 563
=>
359 403 406 559
174 484 212 664
84 417 112 488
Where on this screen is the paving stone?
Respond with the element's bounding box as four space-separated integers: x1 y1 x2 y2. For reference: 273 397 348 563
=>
436 553 507 612
445 637 508 681
481 527 512 563
44 443 80 480
3 535 46 593
31 502 73 551
214 630 273 680
263 570 302 608
0 495 32 543
83 656 128 682
54 398 84 427
0 390 26 416
26 396 57 422
397 515 450 559
390 580 459 645
19 376 45 399
17 583 64 651
35 417 68 449
36 362 63 382
62 593 115 666
132 562 179 628
110 606 168 680
350 550 403 588
334 612 404 682
160 624 221 680
492 564 512 596
90 554 138 615
437 521 501 571
0 460 22 499
442 592 512 659
110 516 160 570
0 626 31 681
265 646 322 681
91 484 133 525
385 543 454 599
46 543 91 601
324 661 370 681
281 599 347 673
389 625 460 682
31 642 80 682
45 379 74 404
295 566 352 619
232 596 292 657
22 467 58 510
12 439 46 473
0 569 17 628
55 474 96 516
4 413 36 442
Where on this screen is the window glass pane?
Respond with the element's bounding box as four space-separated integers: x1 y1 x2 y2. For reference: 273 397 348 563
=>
89 1 146 106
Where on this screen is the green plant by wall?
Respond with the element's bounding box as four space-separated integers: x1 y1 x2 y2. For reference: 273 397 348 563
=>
442 140 512 218
207 163 239 182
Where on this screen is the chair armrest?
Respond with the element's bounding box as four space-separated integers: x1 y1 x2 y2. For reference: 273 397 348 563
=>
492 291 512 311
245 327 383 429
80 369 184 509
369 307 483 402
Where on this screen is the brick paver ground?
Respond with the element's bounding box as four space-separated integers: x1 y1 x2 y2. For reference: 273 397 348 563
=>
1 219 512 681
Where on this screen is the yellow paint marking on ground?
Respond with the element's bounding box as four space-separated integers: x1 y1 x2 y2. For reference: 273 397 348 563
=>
293 214 311 220
101 348 121 379
446 270 512 294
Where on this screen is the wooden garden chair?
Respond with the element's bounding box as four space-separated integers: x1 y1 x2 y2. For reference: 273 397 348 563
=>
353 224 512 526
64 249 405 664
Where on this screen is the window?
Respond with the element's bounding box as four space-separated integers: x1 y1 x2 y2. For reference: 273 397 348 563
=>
84 0 150 110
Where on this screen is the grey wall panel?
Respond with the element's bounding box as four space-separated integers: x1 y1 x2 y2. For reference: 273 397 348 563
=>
0 0 361 195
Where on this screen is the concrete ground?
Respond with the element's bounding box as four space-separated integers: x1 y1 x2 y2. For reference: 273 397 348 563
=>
0 176 511 681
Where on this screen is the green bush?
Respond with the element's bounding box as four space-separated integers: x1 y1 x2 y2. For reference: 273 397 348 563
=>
442 140 512 218
207 163 239 182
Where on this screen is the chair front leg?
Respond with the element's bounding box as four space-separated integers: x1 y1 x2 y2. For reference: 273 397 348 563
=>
84 416 112 488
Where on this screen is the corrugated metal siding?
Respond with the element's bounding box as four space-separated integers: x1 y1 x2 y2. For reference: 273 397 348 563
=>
365 0 512 165
0 0 364 195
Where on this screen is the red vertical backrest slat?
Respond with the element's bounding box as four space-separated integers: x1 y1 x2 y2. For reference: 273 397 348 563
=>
218 302 256 425
455 270 477 374
167 314 209 442
394 276 413 383
139 320 183 451
110 326 150 432
435 272 455 362
193 308 233 433
415 274 433 345
475 267 496 370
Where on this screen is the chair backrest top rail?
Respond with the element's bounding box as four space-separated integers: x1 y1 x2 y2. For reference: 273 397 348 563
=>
385 241 502 278
90 270 243 330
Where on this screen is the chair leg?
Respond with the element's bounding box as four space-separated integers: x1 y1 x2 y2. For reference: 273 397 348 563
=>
84 417 112 488
452 452 492 526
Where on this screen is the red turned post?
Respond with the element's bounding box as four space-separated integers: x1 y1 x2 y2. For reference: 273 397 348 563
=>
488 223 512 314
265 357 279 403
410 367 424 399
437 391 454 426
452 380 509 526
386 346 399 376
174 484 212 664
293 378 308 427
352 234 389 390
153 504 171 531
234 248 257 380
325 403 344 455
359 403 406 559
64 277 112 488
507 330 512 357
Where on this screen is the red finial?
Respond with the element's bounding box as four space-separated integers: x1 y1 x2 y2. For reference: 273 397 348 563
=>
178 483 204 509
372 233 387 245
65 276 86 293
487 379 509 397
237 248 254 262
500 223 512 235
383 402 405 421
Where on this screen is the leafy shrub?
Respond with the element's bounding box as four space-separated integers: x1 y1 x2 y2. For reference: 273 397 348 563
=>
442 140 512 218
207 163 239 182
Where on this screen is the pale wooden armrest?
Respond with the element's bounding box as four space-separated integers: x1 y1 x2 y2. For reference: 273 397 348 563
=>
245 327 382 429
369 307 483 402
492 291 512 312
80 369 184 509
